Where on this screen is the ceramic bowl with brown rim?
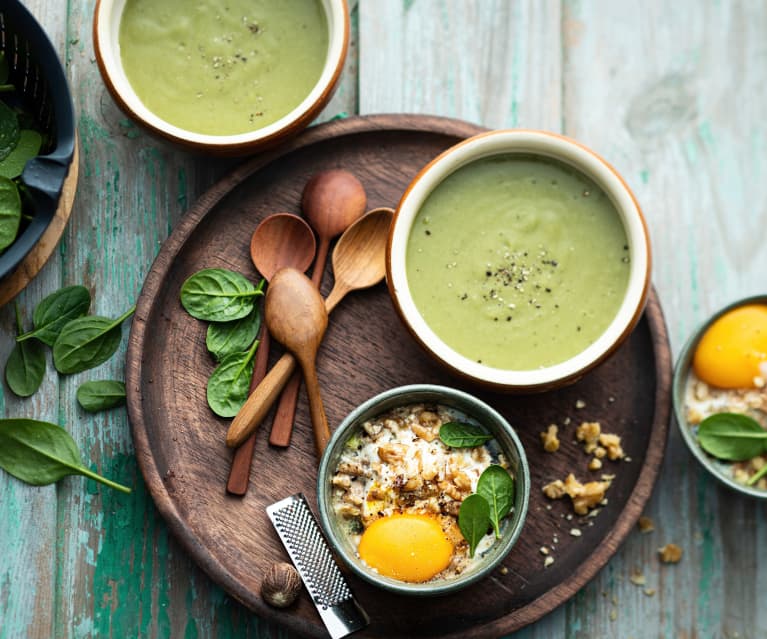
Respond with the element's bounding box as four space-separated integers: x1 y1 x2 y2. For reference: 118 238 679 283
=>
386 130 652 393
93 0 349 155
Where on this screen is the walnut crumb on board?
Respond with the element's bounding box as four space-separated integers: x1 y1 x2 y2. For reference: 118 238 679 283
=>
658 543 683 563
542 473 612 515
540 424 560 452
544 556 554 568
629 570 646 586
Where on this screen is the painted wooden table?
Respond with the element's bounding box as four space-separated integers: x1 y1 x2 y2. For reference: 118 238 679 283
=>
2 1 766 638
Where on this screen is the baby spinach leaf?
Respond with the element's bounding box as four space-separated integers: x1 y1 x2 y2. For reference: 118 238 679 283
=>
0 418 131 493
180 269 264 322
52 305 136 374
0 129 42 179
439 421 494 448
0 100 19 161
206 338 259 417
206 304 261 361
0 174 21 251
5 302 45 397
458 493 491 558
476 464 515 538
17 285 91 346
76 380 126 412
697 412 767 461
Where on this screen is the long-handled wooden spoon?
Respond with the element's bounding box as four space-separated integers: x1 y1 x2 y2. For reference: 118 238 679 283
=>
226 207 393 449
264 267 330 456
269 169 366 447
225 213 316 495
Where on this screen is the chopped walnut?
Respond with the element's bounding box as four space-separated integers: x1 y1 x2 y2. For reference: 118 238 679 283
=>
542 479 566 499
637 516 655 533
686 406 705 425
644 588 656 597
658 543 683 563
588 457 603 471
576 421 601 453
544 556 554 568
543 473 611 515
629 569 646 586
540 424 560 452
575 399 586 409
599 433 624 460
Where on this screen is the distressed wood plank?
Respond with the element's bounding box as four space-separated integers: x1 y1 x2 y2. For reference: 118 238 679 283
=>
562 1 767 637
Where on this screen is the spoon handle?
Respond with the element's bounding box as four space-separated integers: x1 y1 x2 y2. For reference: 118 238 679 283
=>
226 352 297 448
226 325 270 495
301 357 331 457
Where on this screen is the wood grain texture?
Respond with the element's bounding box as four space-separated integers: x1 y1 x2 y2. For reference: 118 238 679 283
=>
126 115 670 638
2 0 767 637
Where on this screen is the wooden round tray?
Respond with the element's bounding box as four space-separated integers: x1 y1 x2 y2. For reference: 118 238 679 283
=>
126 115 672 638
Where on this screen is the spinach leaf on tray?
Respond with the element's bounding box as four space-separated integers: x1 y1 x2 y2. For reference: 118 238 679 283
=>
180 268 264 322
0 418 131 493
206 304 261 361
206 338 260 417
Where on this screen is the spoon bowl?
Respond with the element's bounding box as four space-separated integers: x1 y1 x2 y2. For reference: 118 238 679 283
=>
265 267 330 456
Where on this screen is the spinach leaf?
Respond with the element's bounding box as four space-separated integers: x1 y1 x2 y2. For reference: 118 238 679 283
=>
476 464 515 538
439 421 494 448
76 380 126 412
5 302 45 397
180 269 264 322
52 305 135 374
206 304 261 361
0 174 21 251
697 412 767 461
0 418 131 493
0 100 19 161
0 129 42 179
206 338 259 417
17 285 91 346
458 493 491 558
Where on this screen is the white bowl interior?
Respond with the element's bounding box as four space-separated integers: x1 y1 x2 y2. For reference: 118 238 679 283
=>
389 130 650 388
95 0 346 145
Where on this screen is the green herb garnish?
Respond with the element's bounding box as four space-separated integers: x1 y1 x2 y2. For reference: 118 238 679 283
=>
458 493 491 558
476 465 515 538
206 304 261 361
439 421 494 448
0 418 131 493
697 412 767 461
76 380 127 412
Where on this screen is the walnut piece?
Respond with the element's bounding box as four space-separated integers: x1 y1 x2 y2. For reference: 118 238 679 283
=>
637 516 655 533
576 421 601 453
540 424 560 452
658 543 683 563
543 473 611 515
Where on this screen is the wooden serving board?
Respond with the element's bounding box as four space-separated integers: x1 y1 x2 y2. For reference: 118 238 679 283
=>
126 114 672 638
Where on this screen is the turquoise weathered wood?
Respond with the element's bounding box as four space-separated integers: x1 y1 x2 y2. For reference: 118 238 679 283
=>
1 1 766 637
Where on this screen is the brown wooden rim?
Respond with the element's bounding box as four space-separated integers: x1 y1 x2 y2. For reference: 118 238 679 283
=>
126 114 671 638
385 127 653 393
92 0 350 156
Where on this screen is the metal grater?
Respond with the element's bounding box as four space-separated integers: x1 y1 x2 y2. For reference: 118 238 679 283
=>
266 494 369 639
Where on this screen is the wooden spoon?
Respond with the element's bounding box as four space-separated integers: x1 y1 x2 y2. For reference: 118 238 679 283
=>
269 170 366 447
264 267 330 456
225 213 316 495
226 207 394 449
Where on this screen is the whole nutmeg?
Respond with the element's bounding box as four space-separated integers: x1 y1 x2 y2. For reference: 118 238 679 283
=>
261 562 302 608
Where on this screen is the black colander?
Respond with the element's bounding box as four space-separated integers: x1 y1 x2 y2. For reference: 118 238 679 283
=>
0 0 76 279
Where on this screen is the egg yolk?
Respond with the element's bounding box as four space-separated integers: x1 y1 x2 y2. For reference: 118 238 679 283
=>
692 304 767 389
357 513 453 583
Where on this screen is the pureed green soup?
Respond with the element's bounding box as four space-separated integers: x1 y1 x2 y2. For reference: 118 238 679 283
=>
406 154 631 371
119 0 328 136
